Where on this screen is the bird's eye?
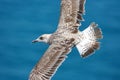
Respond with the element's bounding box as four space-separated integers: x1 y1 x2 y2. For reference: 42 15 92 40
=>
39 37 44 40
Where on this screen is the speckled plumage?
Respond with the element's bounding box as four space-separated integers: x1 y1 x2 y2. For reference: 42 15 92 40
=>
29 0 103 80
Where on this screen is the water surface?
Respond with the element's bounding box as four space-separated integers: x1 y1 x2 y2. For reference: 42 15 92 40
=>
0 0 120 80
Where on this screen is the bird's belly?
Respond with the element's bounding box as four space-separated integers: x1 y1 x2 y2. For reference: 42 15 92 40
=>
59 31 82 45
50 30 82 46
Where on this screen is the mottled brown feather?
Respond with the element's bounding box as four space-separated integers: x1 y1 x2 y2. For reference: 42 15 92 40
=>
29 42 72 80
58 0 86 30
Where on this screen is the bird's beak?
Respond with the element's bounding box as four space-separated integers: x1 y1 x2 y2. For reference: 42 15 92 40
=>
32 40 38 43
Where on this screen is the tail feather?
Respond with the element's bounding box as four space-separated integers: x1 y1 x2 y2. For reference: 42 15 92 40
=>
91 22 103 39
76 22 103 58
80 42 100 58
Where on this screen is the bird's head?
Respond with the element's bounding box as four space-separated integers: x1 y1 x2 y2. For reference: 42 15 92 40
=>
32 34 52 43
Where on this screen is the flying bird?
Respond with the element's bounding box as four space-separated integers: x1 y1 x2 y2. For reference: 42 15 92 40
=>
29 0 103 80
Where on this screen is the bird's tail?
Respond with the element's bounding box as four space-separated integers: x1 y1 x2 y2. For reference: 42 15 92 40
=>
76 22 103 58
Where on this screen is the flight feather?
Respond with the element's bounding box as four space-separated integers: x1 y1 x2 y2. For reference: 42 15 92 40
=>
29 42 72 80
58 0 86 29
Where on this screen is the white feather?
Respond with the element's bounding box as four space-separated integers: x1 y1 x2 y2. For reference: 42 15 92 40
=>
76 22 102 57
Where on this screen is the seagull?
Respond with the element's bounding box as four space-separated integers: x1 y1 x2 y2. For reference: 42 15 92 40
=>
29 0 103 80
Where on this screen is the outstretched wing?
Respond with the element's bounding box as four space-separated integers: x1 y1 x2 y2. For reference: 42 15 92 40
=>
29 42 72 80
58 0 86 30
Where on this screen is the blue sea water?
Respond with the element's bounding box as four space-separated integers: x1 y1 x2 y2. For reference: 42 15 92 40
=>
0 0 120 80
